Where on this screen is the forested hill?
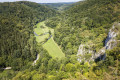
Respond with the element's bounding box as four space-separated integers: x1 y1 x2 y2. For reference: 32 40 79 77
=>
17 1 58 19
0 0 120 80
40 2 76 11
66 0 120 27
0 1 57 70
0 1 57 24
52 0 120 79
54 0 120 55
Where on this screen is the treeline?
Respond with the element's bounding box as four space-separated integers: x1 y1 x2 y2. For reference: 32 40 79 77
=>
40 2 75 11
0 1 57 70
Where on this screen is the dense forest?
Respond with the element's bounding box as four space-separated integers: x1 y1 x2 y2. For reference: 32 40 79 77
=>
54 0 120 55
0 0 120 80
0 1 57 70
40 2 75 11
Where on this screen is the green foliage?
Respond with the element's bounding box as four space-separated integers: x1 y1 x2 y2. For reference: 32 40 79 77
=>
0 70 16 80
0 1 57 70
32 73 46 80
65 63 76 72
94 46 120 79
45 17 61 28
54 0 120 56
48 58 60 71
0 0 120 80
41 2 75 11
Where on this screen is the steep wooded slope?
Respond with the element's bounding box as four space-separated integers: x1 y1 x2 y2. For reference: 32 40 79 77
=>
54 0 120 55
0 1 57 70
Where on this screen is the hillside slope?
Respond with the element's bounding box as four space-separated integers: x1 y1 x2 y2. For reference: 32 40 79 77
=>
54 0 120 55
40 2 75 11
0 1 57 70
0 0 120 80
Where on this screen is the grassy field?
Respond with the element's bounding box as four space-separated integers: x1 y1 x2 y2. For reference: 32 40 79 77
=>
34 21 54 42
43 37 65 59
34 21 65 59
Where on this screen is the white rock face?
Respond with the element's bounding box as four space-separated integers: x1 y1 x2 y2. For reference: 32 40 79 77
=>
77 44 85 56
94 24 118 60
77 23 119 62
105 25 118 50
77 44 93 62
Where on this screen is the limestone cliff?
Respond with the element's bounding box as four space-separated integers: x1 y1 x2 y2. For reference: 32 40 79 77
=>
77 23 120 62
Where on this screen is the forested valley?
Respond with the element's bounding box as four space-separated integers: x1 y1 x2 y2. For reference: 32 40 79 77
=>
0 0 120 80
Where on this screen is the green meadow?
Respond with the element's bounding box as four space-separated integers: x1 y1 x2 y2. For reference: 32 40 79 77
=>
43 37 65 59
34 21 65 58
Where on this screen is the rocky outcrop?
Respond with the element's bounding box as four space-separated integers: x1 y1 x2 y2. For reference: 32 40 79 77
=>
77 23 120 62
94 23 119 61
77 44 94 62
77 44 93 56
105 24 119 50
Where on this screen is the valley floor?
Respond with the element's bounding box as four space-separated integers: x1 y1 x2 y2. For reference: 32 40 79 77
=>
34 21 65 59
